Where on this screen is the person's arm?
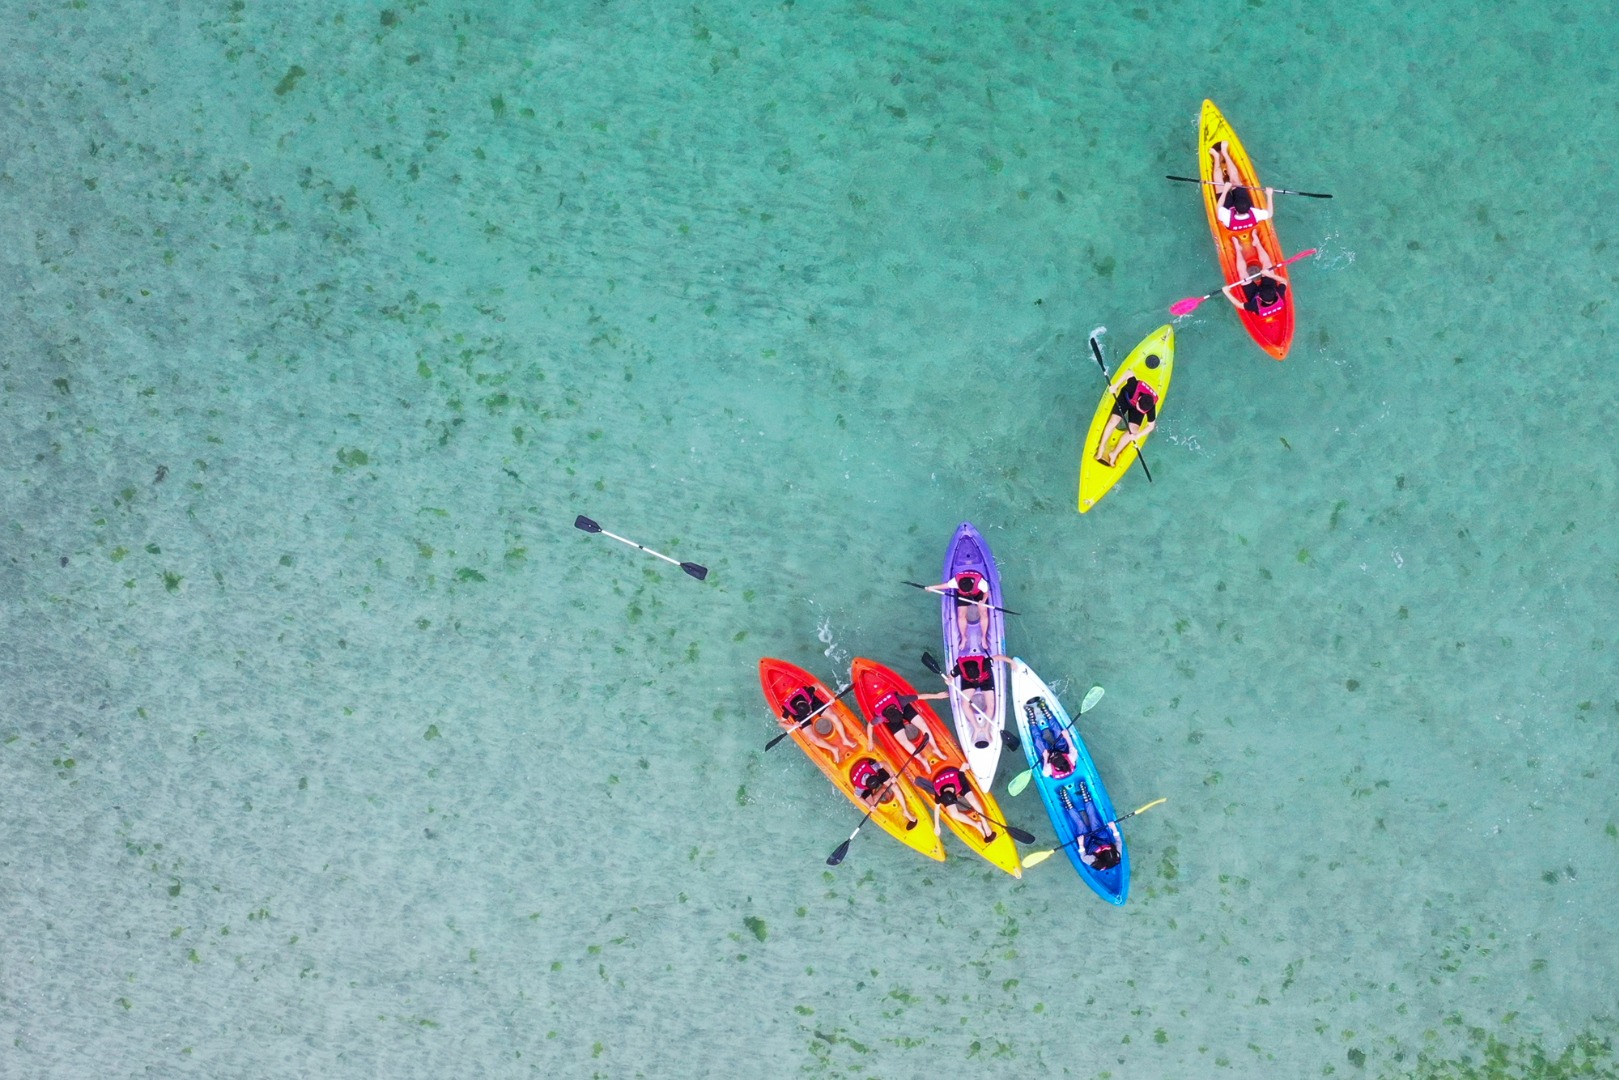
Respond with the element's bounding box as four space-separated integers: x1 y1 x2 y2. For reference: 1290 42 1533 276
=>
912 690 949 701
1221 280 1245 308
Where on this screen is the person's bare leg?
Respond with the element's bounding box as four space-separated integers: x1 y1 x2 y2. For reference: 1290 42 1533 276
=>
1104 422 1142 467
1096 413 1124 463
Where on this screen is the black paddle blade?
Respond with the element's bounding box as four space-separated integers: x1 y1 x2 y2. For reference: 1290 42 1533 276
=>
574 515 602 534
1007 825 1037 845
920 651 942 675
911 776 936 797
680 562 709 581
1000 728 1022 752
826 840 852 866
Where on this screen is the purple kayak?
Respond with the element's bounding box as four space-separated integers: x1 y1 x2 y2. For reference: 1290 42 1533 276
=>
939 522 1008 786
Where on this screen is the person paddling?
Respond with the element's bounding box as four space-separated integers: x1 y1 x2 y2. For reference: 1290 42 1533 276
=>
1210 141 1275 233
1061 781 1122 870
778 685 861 765
924 571 993 649
1095 368 1160 469
871 691 945 759
849 757 919 830
929 765 997 843
1222 235 1288 318
944 651 1012 750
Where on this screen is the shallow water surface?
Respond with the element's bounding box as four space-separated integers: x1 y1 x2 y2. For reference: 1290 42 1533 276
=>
2 2 1616 1077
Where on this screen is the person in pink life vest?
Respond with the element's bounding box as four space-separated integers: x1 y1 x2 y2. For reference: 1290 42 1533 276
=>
1209 141 1275 233
947 651 1012 750
871 691 943 759
1222 234 1289 318
848 756 919 830
1095 369 1161 469
923 570 993 649
778 684 862 765
929 765 997 843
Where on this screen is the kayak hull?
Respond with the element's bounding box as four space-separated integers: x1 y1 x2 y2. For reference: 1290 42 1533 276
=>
1077 325 1175 513
940 522 1007 786
852 658 1022 877
1008 658 1129 904
1198 99 1294 360
759 658 944 862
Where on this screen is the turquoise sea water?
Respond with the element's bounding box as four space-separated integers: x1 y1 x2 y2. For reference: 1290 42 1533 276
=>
4 2 1617 1077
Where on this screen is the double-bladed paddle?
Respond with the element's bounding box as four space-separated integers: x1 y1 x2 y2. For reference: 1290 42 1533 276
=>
1018 797 1167 868
1088 329 1152 484
921 651 1021 752
1164 174 1333 199
826 734 931 866
901 580 1021 617
573 515 708 580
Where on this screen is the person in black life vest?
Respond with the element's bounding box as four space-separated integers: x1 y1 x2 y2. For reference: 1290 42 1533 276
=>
947 651 1012 750
1209 141 1275 234
1033 722 1078 780
924 570 993 649
1222 234 1288 318
779 685 861 765
849 757 919 830
1065 780 1122 870
929 765 996 843
1096 366 1160 469
872 691 943 759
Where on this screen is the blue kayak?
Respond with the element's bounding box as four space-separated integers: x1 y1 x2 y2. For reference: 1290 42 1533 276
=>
1008 658 1129 905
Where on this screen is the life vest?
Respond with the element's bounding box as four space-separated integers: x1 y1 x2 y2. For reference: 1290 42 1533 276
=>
1125 377 1157 413
1244 277 1285 317
932 766 970 803
1221 205 1258 231
1031 721 1075 779
849 758 890 797
783 687 824 721
955 655 995 690
954 572 986 600
874 693 918 731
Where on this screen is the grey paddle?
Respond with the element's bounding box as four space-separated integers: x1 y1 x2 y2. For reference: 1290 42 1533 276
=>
574 515 708 580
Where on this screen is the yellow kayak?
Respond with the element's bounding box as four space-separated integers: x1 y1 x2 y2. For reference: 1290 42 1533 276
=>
1077 325 1174 513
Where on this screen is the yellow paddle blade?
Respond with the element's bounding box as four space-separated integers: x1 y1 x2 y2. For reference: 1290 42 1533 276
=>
1020 848 1057 869
1133 797 1167 816
1007 769 1033 796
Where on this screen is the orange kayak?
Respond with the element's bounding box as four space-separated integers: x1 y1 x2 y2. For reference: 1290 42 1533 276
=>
1198 99 1294 360
758 658 944 862
850 658 1022 877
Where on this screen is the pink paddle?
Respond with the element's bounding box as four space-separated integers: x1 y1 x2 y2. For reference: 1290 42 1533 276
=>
1170 247 1317 317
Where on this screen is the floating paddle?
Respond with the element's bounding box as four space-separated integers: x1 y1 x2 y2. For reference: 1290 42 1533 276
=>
921 651 1020 752
911 776 1036 845
901 581 1021 617
1164 175 1332 199
826 734 930 866
1019 797 1166 868
1088 330 1152 484
573 515 708 580
1005 685 1106 797
764 683 856 751
1168 248 1318 317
